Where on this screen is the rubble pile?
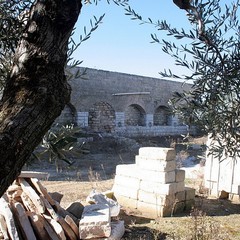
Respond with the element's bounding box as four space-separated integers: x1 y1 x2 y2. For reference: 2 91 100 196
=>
0 172 124 240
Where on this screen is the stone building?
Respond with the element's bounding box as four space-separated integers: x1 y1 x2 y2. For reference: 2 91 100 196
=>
57 67 193 137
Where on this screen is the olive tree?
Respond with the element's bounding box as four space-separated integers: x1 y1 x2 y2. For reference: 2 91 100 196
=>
126 0 240 158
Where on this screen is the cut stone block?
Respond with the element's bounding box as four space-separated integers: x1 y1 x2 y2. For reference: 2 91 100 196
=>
229 194 240 202
114 195 138 209
138 190 175 206
135 156 176 172
79 204 111 239
139 147 176 161
114 175 140 189
175 169 185 182
86 190 120 217
113 184 139 200
115 164 176 183
137 201 172 218
228 184 240 195
140 181 184 195
185 187 195 200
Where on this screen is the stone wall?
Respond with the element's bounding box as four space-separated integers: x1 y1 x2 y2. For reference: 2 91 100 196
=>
57 67 194 136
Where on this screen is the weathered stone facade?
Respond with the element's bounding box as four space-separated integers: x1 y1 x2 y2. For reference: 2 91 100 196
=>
57 67 193 136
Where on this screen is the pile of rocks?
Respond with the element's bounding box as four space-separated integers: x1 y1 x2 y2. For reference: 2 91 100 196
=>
113 147 195 218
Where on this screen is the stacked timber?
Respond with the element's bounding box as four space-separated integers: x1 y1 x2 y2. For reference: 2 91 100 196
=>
0 172 124 240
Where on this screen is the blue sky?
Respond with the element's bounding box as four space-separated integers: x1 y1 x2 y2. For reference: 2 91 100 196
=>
71 0 219 79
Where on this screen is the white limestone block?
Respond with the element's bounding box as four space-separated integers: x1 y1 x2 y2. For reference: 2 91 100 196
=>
136 201 172 218
79 204 111 239
114 175 140 189
140 181 178 195
115 164 139 179
204 156 220 182
115 164 176 183
114 195 138 209
135 156 176 172
204 180 219 196
86 190 120 217
228 184 240 195
139 147 176 161
138 190 175 206
112 184 139 200
175 169 185 182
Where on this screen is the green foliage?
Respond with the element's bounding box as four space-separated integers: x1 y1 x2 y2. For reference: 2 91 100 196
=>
34 124 89 171
125 0 240 158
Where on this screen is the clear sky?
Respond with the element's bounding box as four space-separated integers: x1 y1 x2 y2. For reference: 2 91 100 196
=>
71 0 221 79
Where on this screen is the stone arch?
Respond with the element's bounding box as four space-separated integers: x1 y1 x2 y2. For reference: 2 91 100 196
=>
88 101 116 133
125 104 146 126
154 105 171 126
56 102 77 126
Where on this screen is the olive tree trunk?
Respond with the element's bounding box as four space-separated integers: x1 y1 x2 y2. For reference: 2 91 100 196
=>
0 0 82 197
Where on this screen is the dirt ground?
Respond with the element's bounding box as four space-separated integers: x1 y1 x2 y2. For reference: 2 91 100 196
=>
26 135 240 239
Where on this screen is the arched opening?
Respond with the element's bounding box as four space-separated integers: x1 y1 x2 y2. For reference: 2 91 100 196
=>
56 103 77 126
154 106 171 126
88 102 115 133
125 104 146 126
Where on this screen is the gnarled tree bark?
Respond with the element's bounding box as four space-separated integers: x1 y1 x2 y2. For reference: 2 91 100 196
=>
0 0 82 197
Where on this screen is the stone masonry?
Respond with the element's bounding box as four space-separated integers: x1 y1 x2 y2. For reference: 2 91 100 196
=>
113 147 195 218
56 67 196 137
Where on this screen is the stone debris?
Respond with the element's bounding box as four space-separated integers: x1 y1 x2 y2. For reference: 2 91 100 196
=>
0 172 125 240
113 147 196 218
86 190 120 217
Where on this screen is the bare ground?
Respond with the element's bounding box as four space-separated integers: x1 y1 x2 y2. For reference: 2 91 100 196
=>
25 135 240 239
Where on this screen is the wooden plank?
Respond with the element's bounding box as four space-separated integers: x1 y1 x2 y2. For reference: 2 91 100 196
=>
19 171 49 179
42 217 61 240
13 202 37 240
21 192 38 213
41 196 60 221
28 212 51 240
43 214 66 240
0 197 20 240
30 178 56 205
58 218 77 240
19 178 45 214
42 197 77 240
64 215 79 238
0 214 9 240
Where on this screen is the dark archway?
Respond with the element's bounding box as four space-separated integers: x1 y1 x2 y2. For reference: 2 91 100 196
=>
125 104 146 126
154 106 171 126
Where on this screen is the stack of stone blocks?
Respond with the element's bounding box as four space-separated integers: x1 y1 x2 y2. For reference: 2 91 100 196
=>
113 147 195 218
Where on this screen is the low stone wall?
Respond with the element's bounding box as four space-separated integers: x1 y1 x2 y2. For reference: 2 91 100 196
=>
113 147 195 218
114 126 195 137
